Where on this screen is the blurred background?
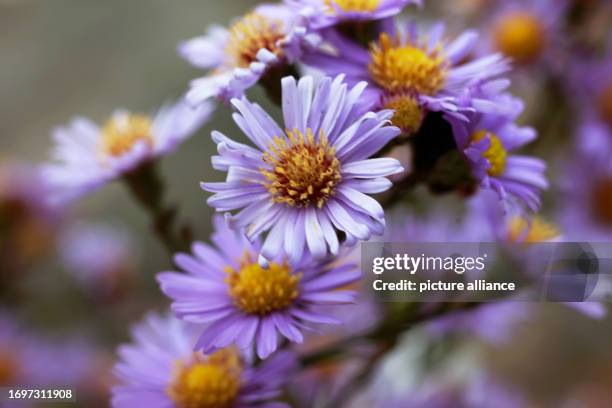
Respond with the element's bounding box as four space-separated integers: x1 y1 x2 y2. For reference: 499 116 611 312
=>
1 0 612 407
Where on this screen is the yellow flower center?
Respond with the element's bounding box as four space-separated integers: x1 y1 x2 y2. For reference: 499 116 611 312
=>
597 84 612 127
324 0 380 12
369 33 448 96
261 128 341 208
225 253 301 315
508 217 560 243
225 13 286 69
0 350 19 384
493 11 545 63
591 178 612 225
470 130 507 177
168 349 242 408
100 114 153 157
384 95 423 133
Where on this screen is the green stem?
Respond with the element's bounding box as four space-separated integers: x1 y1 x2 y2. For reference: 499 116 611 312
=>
123 162 186 255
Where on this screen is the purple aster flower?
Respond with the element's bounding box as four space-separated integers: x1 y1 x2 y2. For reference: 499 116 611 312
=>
570 54 612 162
0 312 102 392
202 76 403 262
304 20 509 133
60 221 136 300
41 99 213 204
112 312 296 408
157 216 361 359
482 0 568 67
1 162 58 276
181 3 319 105
557 157 612 241
202 75 403 262
427 302 530 344
286 0 422 29
24 337 104 390
451 90 548 212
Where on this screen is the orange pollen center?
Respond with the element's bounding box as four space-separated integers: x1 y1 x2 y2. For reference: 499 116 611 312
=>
261 128 341 208
225 13 286 69
100 114 153 157
470 130 508 177
324 0 381 12
225 253 301 315
167 349 242 408
493 11 545 63
384 94 424 134
369 33 448 96
508 217 560 243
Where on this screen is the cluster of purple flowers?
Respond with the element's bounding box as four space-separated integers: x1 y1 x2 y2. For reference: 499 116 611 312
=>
13 0 609 406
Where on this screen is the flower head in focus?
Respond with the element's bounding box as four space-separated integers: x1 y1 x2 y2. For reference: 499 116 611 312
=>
202 75 403 262
484 0 568 66
304 20 509 133
181 3 318 105
451 90 548 211
157 216 361 359
112 312 296 407
41 100 213 204
286 0 422 29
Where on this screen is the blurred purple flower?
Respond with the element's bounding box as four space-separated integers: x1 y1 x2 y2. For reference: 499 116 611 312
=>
427 302 530 344
286 0 422 29
0 162 59 275
0 312 103 392
557 158 612 241
304 20 509 133
482 0 568 67
157 216 361 359
41 100 213 204
570 54 612 163
202 75 403 262
181 3 319 105
60 222 136 299
112 312 296 408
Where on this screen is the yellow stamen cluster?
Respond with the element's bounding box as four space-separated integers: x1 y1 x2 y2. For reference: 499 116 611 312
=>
384 95 423 133
261 128 341 208
591 178 612 225
369 33 448 96
508 217 560 243
493 11 544 63
324 0 380 13
0 351 19 384
225 13 285 69
597 85 612 126
225 253 301 315
168 349 242 408
100 114 153 157
470 130 508 177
